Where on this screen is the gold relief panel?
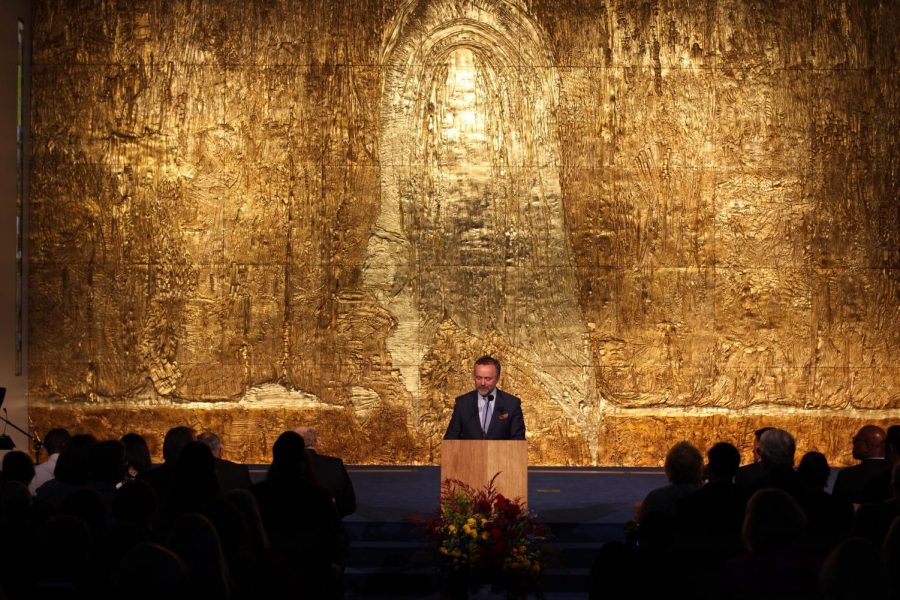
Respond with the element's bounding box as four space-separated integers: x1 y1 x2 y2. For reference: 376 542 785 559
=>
29 0 899 466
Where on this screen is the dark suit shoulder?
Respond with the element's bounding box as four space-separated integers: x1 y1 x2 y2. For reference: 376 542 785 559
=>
454 391 478 403
496 390 521 404
310 452 344 468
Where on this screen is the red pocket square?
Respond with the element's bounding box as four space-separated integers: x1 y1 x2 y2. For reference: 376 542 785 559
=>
498 413 509 420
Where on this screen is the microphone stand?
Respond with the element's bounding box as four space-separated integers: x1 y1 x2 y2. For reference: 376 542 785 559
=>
0 410 43 463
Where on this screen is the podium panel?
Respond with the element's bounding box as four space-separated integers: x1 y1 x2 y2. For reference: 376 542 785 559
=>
441 440 528 505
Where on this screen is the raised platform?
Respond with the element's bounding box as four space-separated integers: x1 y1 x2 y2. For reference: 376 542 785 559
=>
246 465 671 598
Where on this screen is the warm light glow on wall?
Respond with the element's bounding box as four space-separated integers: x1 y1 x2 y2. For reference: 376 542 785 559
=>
27 0 899 465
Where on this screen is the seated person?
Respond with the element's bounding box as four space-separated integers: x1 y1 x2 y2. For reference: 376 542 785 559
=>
637 441 703 523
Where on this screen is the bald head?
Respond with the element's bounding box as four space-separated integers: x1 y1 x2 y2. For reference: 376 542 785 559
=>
293 427 317 451
852 425 886 461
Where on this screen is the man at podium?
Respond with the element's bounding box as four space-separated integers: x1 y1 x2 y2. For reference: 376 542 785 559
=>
444 355 526 440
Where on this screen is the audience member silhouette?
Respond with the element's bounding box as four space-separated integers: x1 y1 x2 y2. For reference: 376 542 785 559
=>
10 421 900 600
746 428 803 498
197 431 252 493
59 487 107 534
0 481 39 598
140 426 196 502
252 430 342 599
158 441 219 528
30 427 70 494
87 439 128 521
833 425 889 506
819 537 890 600
35 433 97 510
224 489 270 569
166 513 233 600
673 442 747 600
121 432 153 480
1 450 35 488
294 426 357 519
725 488 820 599
105 479 160 575
114 542 190 600
637 441 703 523
591 507 686 599
677 441 745 536
734 426 774 489
34 515 95 597
853 461 900 547
795 451 853 540
203 494 277 600
883 516 900 600
862 425 900 503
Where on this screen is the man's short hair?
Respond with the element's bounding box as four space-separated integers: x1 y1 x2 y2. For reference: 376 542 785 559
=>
88 440 127 482
742 488 806 553
886 425 900 459
1 451 35 486
758 428 796 467
754 426 775 440
707 442 741 480
162 427 196 463
43 428 71 455
474 355 501 377
665 441 703 485
797 451 831 489
197 432 222 458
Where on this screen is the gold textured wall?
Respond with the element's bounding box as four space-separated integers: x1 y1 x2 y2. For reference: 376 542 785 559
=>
28 0 899 466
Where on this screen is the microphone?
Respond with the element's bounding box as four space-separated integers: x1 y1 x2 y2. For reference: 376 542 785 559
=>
482 394 494 437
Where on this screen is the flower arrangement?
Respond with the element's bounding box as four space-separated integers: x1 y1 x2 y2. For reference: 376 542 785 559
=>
428 474 546 594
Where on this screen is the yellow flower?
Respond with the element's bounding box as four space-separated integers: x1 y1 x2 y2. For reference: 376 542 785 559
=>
481 531 489 540
467 518 476 526
480 518 488 526
448 524 457 533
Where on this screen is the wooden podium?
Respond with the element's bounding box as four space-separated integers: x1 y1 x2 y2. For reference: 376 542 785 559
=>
440 440 528 505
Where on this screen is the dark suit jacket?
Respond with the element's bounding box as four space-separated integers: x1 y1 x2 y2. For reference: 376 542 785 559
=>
139 462 175 502
443 389 525 440
734 461 768 489
676 480 747 535
307 450 356 518
832 458 891 504
214 457 253 493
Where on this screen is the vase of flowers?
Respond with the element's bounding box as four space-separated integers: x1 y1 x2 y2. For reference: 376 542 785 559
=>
428 474 547 598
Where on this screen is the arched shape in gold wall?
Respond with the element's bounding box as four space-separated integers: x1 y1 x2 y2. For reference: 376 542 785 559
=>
366 0 605 461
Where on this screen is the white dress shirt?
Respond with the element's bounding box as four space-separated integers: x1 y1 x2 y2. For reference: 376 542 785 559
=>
478 389 497 434
29 453 59 495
